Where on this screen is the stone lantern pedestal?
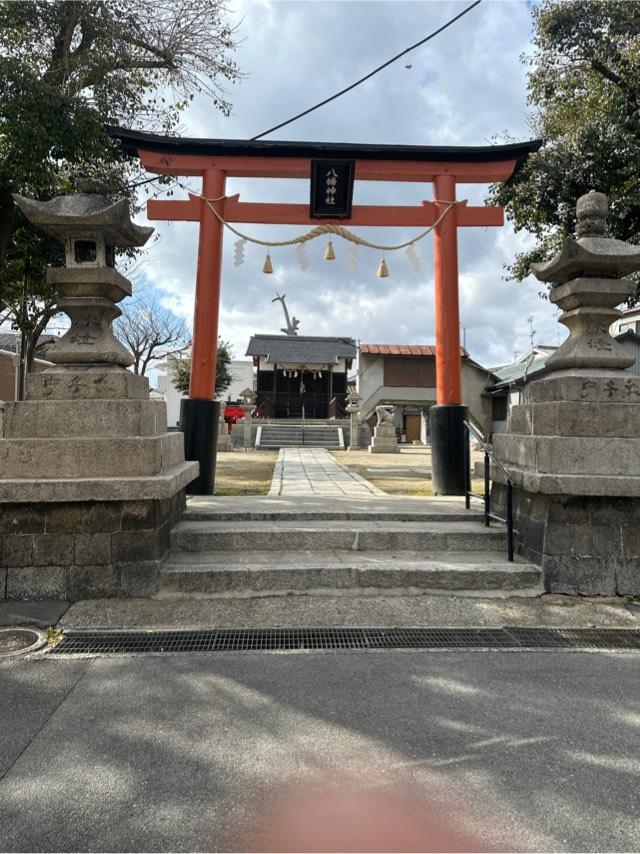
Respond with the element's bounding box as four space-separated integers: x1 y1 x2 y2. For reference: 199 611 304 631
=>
240 388 256 449
491 191 640 595
0 184 198 600
369 406 399 454
217 409 232 452
346 392 362 450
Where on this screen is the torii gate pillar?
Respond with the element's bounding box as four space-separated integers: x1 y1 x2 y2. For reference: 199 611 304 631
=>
430 173 466 495
180 168 226 494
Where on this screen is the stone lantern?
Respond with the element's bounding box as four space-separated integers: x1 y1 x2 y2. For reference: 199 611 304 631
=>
490 190 640 596
532 190 639 373
13 178 152 370
0 181 198 601
240 387 256 449
346 390 362 450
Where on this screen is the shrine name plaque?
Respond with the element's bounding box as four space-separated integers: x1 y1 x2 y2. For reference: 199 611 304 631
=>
310 159 355 219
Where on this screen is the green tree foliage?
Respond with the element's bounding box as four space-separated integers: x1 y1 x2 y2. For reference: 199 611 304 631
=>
492 0 640 285
0 0 240 368
170 339 233 399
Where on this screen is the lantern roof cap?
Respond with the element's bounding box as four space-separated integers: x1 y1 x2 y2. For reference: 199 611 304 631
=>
532 191 640 284
12 191 153 248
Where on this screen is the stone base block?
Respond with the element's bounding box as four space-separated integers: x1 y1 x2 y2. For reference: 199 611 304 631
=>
491 481 640 595
509 400 640 439
27 370 149 401
2 398 167 438
0 491 186 600
494 432 640 477
0 432 185 478
525 370 640 404
217 431 232 452
369 438 399 454
369 423 398 453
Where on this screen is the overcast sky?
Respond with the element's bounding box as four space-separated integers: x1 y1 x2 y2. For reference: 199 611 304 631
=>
133 0 561 370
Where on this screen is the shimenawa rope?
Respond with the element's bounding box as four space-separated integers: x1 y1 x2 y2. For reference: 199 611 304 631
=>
190 192 462 252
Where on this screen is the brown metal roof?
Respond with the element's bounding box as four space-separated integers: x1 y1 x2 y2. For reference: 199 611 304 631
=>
360 344 468 357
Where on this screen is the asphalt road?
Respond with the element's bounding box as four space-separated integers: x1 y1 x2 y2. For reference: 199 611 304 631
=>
1 649 640 852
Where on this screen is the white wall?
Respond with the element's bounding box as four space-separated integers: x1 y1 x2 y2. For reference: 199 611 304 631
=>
461 362 493 427
155 358 187 428
357 353 385 414
611 311 640 336
155 358 256 428
223 360 255 402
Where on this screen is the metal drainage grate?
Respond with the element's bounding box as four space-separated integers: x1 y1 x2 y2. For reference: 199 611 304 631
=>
50 626 640 655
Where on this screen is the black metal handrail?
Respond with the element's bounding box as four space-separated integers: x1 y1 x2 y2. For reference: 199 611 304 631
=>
463 420 514 562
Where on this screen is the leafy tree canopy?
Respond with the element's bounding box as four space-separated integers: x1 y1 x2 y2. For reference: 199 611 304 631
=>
0 0 240 375
491 0 640 286
170 340 233 399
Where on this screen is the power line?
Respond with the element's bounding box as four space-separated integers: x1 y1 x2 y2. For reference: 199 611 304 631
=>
251 0 483 141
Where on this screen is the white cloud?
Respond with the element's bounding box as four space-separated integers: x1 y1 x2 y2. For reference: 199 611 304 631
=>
133 0 560 369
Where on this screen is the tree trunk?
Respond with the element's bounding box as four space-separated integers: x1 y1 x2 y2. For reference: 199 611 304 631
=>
0 188 16 295
26 305 56 375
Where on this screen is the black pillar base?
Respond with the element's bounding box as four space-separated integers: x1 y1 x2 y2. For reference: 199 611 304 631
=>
180 398 220 495
429 404 468 495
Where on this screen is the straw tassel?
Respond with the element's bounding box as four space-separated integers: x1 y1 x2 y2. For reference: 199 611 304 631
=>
324 240 336 260
233 238 246 267
377 258 389 278
263 252 273 274
295 244 310 271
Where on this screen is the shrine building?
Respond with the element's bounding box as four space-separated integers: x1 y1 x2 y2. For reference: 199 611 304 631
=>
247 334 356 420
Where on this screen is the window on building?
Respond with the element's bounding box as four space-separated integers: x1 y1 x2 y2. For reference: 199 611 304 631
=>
492 395 508 421
383 357 436 387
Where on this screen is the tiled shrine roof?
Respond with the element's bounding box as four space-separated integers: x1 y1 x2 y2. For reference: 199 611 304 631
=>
247 335 357 365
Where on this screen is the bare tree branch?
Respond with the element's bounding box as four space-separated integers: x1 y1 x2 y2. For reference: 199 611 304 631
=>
114 296 190 376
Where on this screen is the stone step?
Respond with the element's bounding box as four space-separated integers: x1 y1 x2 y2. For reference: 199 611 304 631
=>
183 507 478 522
171 519 507 553
160 549 541 596
260 434 304 439
260 428 339 436
259 435 304 440
260 445 342 449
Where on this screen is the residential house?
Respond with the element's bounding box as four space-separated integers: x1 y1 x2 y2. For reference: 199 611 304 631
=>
357 344 494 443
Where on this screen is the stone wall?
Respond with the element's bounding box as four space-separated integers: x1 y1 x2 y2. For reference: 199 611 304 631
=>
492 483 640 596
1 492 184 600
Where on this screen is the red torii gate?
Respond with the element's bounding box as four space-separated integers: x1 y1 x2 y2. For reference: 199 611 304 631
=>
111 129 540 494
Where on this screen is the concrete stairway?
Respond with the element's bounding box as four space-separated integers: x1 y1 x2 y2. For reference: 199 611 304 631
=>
160 502 542 598
258 424 343 449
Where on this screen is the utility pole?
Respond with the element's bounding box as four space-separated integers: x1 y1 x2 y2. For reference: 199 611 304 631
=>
527 315 536 351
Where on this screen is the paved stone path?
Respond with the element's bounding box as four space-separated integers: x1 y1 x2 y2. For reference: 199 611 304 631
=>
269 447 384 497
